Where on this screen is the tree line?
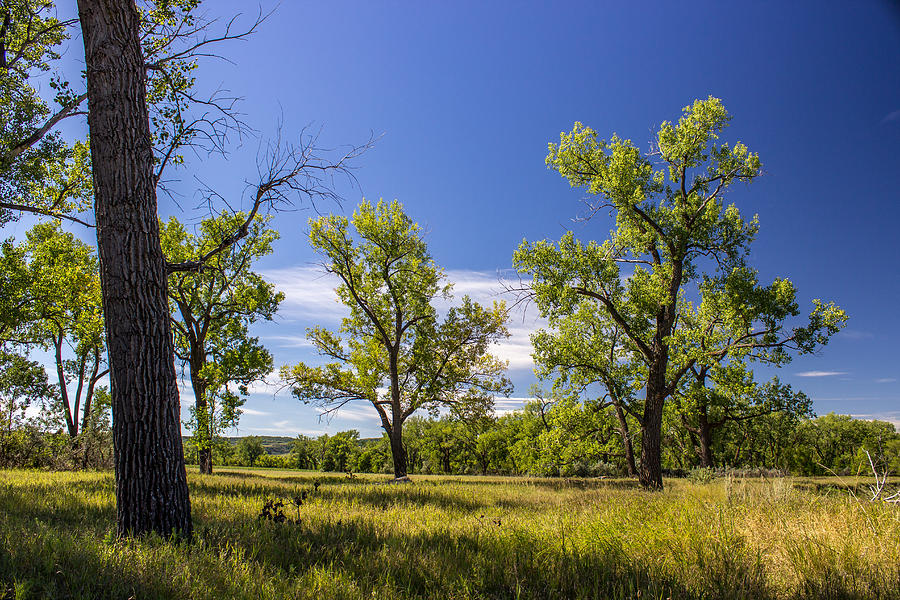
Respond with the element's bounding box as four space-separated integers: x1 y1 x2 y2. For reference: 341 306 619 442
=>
183 410 900 479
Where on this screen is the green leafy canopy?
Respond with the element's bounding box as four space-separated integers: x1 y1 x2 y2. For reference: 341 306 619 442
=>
283 199 511 442
515 97 847 487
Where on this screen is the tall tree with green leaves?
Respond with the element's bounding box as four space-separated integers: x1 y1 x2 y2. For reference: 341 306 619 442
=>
0 350 55 456
282 199 511 479
515 97 846 488
161 212 283 474
20 221 107 438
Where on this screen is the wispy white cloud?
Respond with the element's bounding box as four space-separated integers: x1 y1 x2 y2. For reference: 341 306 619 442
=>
242 379 286 397
444 269 508 300
850 412 900 427
261 266 347 322
316 402 380 423
262 265 544 373
495 318 542 371
261 335 314 349
881 109 900 124
240 407 271 416
838 329 874 340
239 420 308 435
178 385 195 403
493 396 531 416
443 270 543 372
796 370 847 377
875 378 897 384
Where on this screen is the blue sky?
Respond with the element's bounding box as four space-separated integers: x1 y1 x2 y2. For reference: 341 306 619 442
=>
14 1 900 437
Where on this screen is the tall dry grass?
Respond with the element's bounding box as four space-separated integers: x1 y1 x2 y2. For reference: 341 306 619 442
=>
0 469 897 599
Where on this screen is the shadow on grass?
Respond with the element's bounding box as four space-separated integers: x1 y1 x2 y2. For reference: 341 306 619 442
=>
0 505 776 600
0 471 773 600
188 471 645 513
0 479 115 533
3 472 896 600
198 469 645 490
191 479 638 514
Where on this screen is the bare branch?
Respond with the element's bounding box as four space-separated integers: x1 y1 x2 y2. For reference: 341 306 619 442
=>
166 128 374 273
143 9 269 72
0 201 94 227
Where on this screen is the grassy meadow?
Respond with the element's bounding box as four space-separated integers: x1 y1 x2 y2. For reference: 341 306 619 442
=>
1 468 898 599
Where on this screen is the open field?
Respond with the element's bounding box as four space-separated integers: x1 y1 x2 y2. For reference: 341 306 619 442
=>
1 469 898 599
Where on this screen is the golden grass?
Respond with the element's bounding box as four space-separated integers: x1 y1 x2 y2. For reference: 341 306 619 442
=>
1 468 897 599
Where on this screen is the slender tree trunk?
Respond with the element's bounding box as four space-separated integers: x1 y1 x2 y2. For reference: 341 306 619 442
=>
78 0 191 537
196 399 212 473
190 370 213 475
613 402 637 477
79 349 105 435
198 446 213 473
732 430 748 465
53 333 78 437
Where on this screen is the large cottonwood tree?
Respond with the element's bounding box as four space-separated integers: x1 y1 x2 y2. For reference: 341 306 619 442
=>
19 221 107 438
515 97 846 488
283 200 511 479
78 0 193 536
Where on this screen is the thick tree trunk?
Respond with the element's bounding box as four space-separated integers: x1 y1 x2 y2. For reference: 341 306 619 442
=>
697 419 714 468
389 421 408 478
387 348 408 478
198 447 213 474
638 358 667 489
441 448 451 474
613 402 637 477
78 0 191 537
638 262 681 489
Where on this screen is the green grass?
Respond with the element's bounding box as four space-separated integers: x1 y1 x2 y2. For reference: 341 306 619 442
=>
1 469 898 599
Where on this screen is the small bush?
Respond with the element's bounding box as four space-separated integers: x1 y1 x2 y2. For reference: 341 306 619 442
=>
688 466 717 484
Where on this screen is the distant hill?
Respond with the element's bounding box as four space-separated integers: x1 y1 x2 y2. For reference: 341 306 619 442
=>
183 434 386 456
183 435 296 456
227 436 296 455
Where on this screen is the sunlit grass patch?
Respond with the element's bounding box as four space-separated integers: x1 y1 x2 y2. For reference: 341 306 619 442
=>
1 469 898 599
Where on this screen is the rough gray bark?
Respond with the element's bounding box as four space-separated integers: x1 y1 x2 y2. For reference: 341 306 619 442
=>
639 383 665 489
77 0 192 537
388 417 408 478
198 446 213 474
638 309 675 489
697 418 715 468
